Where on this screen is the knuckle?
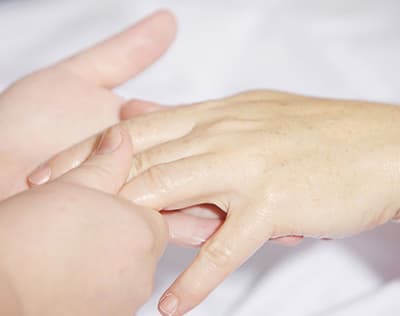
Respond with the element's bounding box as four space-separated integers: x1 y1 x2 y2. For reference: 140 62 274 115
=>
202 117 253 135
200 240 232 270
131 153 150 176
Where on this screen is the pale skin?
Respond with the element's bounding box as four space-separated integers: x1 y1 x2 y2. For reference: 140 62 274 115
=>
0 125 167 316
0 10 176 201
1 9 247 314
0 10 188 315
0 8 230 250
33 90 400 315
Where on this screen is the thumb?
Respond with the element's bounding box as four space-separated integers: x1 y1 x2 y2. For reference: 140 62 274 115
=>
56 125 133 194
120 99 165 120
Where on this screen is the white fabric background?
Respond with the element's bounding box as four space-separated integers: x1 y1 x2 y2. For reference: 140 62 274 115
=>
1 1 399 315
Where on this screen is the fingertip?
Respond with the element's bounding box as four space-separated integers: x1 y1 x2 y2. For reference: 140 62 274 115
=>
27 164 52 187
158 292 179 316
158 212 271 314
150 9 178 36
60 9 178 88
138 9 178 51
29 136 99 187
158 284 201 316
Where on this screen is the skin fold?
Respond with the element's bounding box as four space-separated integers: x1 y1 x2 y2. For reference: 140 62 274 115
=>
0 126 167 316
33 90 400 315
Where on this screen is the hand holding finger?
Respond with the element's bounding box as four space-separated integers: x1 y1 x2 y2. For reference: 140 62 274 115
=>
57 125 132 194
159 210 272 316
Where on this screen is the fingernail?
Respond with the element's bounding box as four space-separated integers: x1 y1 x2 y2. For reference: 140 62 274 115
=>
96 126 122 155
159 293 178 316
28 164 51 186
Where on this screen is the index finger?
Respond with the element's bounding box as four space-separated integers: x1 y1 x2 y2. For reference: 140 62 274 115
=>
158 209 272 316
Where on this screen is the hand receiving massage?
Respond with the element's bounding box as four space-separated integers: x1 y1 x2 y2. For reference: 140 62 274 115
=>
2 6 399 316
33 90 400 315
0 126 167 315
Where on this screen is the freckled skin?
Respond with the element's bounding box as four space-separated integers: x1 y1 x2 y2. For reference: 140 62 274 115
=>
43 90 400 315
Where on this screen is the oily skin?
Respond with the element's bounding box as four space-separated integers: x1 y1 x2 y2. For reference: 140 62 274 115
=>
0 10 177 201
35 90 400 315
0 126 167 316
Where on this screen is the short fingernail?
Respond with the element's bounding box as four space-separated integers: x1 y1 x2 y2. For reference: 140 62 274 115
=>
28 164 51 186
159 293 178 316
96 126 122 155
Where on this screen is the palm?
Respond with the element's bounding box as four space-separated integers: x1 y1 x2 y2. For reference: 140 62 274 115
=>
0 11 176 200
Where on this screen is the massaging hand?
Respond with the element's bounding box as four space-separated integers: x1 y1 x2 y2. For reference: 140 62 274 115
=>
0 126 166 316
29 90 400 315
0 8 222 250
0 10 175 200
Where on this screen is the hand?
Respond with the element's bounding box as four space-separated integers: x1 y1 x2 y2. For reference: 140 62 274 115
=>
0 10 176 200
0 125 167 316
2 7 228 251
32 90 400 315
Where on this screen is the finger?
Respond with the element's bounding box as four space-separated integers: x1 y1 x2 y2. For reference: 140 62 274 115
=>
120 104 201 155
28 105 200 185
59 10 177 88
158 211 271 316
55 125 133 194
163 212 222 247
128 135 206 181
119 154 232 210
120 99 165 120
165 209 302 247
28 136 99 187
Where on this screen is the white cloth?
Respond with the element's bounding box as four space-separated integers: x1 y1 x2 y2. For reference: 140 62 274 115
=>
1 1 399 315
